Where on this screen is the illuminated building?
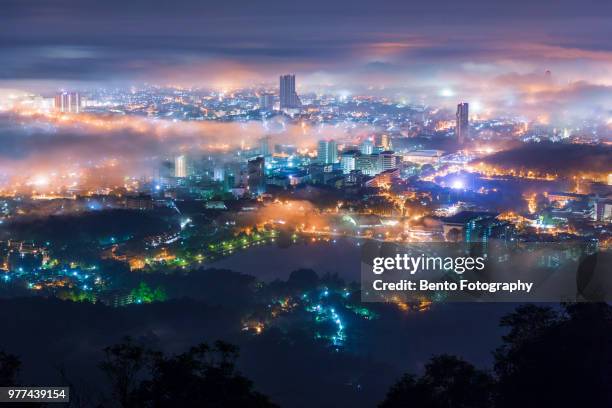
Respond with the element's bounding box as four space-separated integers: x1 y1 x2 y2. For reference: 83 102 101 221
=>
401 150 444 165
360 140 374 155
259 136 272 157
174 155 188 178
593 197 612 222
379 151 398 171
259 93 275 111
376 134 390 150
247 156 266 195
456 102 469 145
340 150 358 174
547 192 586 206
356 154 379 176
441 211 500 242
288 172 310 186
279 74 301 109
125 194 153 210
54 91 81 113
346 170 366 186
365 168 400 187
317 140 338 164
213 167 225 182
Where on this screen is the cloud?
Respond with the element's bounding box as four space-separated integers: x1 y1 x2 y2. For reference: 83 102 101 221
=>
0 0 610 125
0 0 610 86
0 112 374 188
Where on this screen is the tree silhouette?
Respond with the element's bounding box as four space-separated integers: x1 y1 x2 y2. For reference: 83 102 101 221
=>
0 351 44 408
0 351 20 386
100 338 150 408
379 354 494 408
287 268 319 291
494 303 612 408
381 303 612 408
100 338 277 408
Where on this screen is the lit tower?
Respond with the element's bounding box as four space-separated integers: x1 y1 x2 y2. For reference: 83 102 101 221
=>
456 102 469 145
175 155 187 178
317 140 338 164
259 93 275 111
54 92 81 113
279 74 301 109
247 157 266 195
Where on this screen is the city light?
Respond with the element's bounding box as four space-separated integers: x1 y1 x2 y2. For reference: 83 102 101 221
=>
0 1 610 406
451 179 465 190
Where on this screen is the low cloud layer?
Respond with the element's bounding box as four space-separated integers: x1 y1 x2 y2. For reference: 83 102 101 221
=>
0 113 372 187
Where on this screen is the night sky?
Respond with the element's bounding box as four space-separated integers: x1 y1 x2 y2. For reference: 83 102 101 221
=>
1 0 611 118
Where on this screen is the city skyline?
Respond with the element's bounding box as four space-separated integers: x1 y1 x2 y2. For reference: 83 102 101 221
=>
1 1 611 123
0 2 610 407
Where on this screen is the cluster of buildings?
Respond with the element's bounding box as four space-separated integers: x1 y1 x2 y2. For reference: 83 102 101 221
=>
54 91 82 113
0 240 48 273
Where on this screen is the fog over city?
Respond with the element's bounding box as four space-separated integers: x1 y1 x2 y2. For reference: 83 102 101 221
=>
0 2 611 407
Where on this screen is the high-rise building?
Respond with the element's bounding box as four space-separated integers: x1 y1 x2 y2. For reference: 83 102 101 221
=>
54 92 81 113
259 136 272 157
317 140 338 164
375 134 390 150
175 155 188 178
213 167 225 182
279 74 301 109
361 140 374 155
456 102 469 145
259 93 275 111
340 151 358 174
247 157 266 195
356 154 379 176
379 151 398 172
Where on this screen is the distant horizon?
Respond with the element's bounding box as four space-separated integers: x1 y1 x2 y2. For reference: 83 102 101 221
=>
1 0 611 123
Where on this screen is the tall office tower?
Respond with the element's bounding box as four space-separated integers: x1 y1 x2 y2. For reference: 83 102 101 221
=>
375 134 390 150
456 102 469 145
247 157 266 195
279 74 301 109
259 93 275 111
317 140 338 164
361 140 374 155
54 92 81 113
258 136 272 157
356 154 379 176
213 167 225 182
379 151 397 172
174 155 188 178
340 151 358 174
